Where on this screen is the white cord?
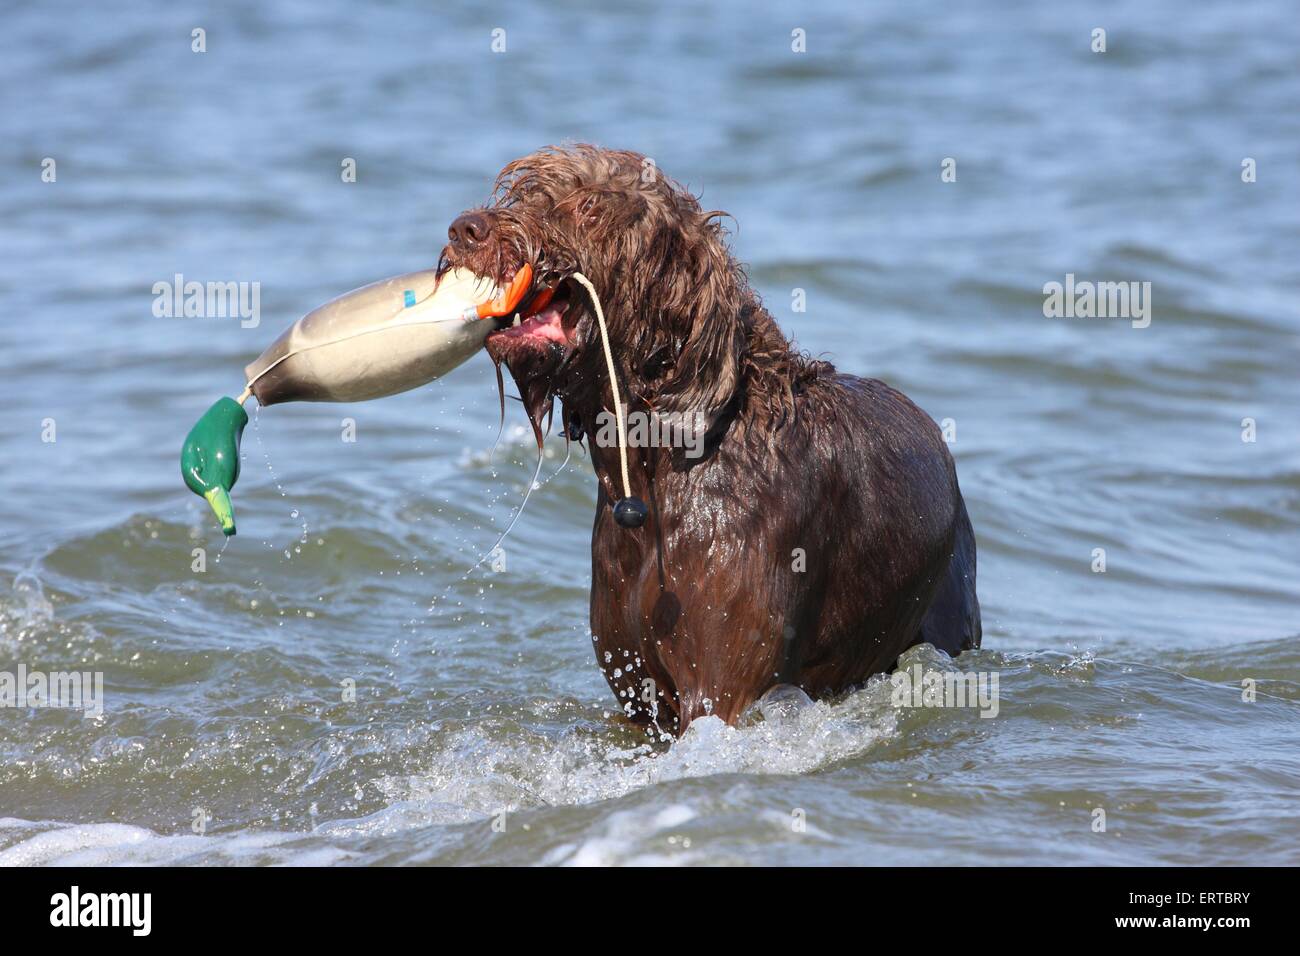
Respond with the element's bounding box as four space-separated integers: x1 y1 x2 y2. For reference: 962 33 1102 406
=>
571 272 631 500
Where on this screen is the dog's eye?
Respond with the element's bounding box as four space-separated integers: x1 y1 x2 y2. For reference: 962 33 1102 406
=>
642 345 674 381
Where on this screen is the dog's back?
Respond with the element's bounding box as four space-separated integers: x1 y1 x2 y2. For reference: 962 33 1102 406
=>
824 372 982 660
773 371 981 690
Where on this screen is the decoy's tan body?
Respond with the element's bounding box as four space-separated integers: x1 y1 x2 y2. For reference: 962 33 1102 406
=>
244 267 500 406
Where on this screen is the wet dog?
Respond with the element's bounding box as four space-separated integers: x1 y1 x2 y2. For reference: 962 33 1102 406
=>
441 145 980 735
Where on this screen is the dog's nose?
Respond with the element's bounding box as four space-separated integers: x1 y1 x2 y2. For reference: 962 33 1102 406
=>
448 212 491 249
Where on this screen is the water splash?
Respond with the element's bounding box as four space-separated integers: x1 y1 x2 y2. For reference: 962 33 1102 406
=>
249 405 311 560
375 676 901 818
0 571 59 653
7 571 54 633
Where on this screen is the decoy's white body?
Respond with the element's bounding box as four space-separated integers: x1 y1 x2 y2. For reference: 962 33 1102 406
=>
244 267 501 406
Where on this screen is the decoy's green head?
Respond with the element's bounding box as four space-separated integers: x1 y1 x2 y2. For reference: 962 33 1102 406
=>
180 397 248 535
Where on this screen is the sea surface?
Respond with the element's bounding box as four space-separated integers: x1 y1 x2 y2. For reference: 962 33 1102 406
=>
1 0 1297 865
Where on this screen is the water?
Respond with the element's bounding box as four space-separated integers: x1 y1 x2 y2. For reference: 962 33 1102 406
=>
2 0 1298 865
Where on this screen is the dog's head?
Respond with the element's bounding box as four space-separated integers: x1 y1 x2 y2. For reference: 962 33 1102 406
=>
438 145 753 446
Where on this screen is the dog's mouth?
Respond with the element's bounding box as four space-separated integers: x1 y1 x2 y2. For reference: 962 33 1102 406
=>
486 272 578 348
483 269 583 444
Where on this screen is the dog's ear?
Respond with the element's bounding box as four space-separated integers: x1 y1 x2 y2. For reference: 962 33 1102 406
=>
652 301 748 437
639 214 751 437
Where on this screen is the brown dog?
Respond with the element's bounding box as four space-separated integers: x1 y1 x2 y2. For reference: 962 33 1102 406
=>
441 145 980 735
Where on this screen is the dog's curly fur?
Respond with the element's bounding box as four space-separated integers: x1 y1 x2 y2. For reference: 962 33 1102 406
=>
441 144 980 735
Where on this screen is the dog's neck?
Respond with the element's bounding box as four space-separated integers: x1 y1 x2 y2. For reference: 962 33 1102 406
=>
560 379 683 507
562 297 805 506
